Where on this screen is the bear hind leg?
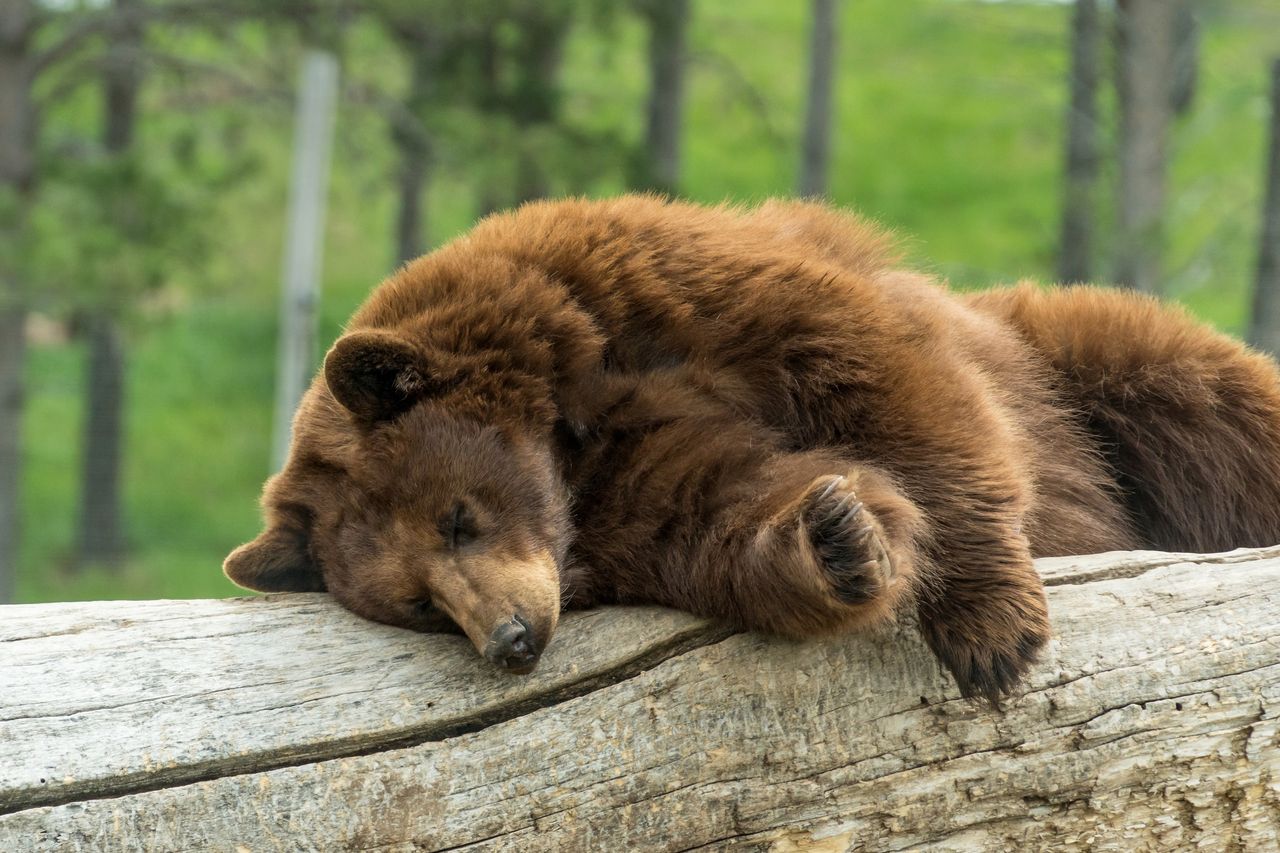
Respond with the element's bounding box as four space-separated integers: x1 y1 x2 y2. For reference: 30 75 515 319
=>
969 284 1280 552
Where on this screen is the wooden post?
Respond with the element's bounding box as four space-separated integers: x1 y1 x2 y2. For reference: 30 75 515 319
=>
1 547 1277 849
272 50 338 472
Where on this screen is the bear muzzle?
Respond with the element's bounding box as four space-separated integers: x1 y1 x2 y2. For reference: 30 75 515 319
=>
483 613 541 674
429 549 561 676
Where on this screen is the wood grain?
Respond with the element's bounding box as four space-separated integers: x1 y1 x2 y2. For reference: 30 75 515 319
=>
2 548 1277 851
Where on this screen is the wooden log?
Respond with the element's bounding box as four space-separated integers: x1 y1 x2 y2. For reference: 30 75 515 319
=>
1 548 1278 850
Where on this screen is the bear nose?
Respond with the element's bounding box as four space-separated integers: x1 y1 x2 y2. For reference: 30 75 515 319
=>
483 613 540 674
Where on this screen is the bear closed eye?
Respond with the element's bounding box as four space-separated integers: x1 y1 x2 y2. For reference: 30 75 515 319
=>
225 195 1280 701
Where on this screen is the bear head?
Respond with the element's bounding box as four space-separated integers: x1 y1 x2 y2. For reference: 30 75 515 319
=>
223 327 574 675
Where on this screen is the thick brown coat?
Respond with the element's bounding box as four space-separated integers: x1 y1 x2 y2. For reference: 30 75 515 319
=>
225 196 1280 701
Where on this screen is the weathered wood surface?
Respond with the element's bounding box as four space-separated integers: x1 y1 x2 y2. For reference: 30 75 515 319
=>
1 548 1277 851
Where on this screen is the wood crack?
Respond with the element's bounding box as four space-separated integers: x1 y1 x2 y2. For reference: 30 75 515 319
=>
0 621 737 817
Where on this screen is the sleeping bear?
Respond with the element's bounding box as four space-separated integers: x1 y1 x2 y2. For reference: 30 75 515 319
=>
224 196 1280 702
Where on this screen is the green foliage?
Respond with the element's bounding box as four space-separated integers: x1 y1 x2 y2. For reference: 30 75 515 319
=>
365 0 629 210
23 99 263 322
15 0 1279 602
28 152 197 314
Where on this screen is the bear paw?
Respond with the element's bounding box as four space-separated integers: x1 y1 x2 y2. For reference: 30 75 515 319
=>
922 616 1049 707
802 475 895 605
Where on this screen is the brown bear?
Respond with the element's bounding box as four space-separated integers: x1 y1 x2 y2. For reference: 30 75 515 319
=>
224 195 1280 702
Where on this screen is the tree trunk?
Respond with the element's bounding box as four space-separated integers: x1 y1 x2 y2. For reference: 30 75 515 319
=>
1114 0 1176 293
474 24 506 218
390 34 439 266
1 548 1278 848
511 12 568 205
798 0 838 198
1249 59 1280 354
636 0 689 195
393 141 428 265
0 3 36 194
73 0 143 570
0 0 37 603
102 0 141 153
1057 0 1101 285
0 308 23 604
75 315 126 567
1170 0 1198 116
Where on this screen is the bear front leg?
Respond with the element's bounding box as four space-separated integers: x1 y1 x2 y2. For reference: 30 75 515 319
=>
569 413 926 638
722 464 927 636
914 533 1050 705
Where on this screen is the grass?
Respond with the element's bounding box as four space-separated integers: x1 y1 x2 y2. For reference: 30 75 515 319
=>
15 0 1280 602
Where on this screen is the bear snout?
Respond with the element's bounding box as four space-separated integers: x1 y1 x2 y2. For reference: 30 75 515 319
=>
483 613 541 674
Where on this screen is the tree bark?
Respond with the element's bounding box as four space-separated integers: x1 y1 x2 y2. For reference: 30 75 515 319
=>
798 0 838 198
1 547 1277 849
0 0 38 603
1249 59 1280 355
73 0 143 570
1057 0 1101 285
1114 0 1176 293
635 0 689 195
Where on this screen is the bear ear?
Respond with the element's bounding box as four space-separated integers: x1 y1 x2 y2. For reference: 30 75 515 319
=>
223 525 326 593
323 330 430 422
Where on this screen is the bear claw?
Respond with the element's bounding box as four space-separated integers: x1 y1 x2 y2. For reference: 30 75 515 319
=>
923 621 1049 706
804 475 894 605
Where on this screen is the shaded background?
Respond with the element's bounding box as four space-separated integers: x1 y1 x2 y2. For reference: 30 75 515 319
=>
1 0 1277 603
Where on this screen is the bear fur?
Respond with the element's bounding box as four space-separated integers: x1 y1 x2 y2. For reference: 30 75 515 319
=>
225 196 1280 701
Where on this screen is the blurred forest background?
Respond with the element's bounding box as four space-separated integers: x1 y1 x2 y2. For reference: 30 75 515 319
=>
1 0 1278 604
